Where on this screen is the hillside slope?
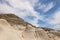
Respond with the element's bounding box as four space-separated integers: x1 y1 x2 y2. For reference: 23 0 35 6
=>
0 14 60 40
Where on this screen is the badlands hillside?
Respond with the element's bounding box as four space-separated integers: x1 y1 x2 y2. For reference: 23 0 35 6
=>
0 14 60 40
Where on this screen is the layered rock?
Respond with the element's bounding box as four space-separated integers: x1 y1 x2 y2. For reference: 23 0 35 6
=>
0 14 60 40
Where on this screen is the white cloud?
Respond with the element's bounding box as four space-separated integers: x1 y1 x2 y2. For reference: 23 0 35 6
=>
0 0 42 27
0 0 41 18
0 3 14 13
44 2 54 12
48 10 60 24
53 24 60 30
28 18 39 27
46 9 60 30
38 2 54 12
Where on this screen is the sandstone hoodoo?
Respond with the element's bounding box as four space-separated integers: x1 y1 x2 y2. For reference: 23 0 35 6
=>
0 14 60 40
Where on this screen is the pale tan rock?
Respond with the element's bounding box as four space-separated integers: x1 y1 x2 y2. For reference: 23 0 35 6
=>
0 14 60 40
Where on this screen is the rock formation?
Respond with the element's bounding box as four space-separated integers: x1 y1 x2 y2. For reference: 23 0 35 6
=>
0 14 60 40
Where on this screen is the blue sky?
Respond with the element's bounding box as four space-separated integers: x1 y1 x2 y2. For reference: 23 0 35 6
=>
0 0 60 30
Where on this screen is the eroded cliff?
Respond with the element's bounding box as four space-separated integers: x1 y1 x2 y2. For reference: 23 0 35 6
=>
0 14 60 40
